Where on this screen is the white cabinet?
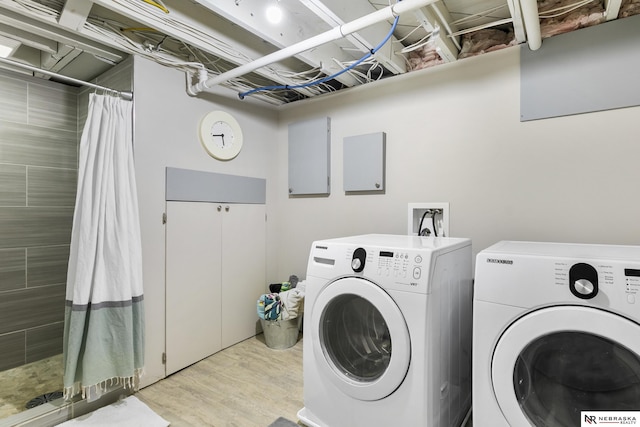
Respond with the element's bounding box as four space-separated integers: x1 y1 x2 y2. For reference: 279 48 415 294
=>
219 203 266 348
165 201 265 375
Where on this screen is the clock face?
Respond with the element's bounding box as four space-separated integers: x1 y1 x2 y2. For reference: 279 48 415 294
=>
199 111 243 160
210 121 235 149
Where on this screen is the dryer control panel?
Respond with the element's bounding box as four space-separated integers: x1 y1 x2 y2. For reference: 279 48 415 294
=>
554 260 640 305
475 240 640 318
625 268 640 304
569 263 599 299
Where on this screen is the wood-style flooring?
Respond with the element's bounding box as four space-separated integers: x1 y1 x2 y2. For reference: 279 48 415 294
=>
136 333 304 427
136 333 473 427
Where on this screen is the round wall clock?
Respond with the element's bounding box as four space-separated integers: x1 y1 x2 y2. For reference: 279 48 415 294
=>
199 110 243 160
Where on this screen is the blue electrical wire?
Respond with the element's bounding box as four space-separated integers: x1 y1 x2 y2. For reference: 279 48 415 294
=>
238 14 401 100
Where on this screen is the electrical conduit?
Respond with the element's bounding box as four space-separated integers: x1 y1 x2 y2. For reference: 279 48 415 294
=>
188 0 440 96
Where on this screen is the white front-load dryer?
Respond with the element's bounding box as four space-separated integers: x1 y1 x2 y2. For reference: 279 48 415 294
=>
297 234 473 427
473 241 640 427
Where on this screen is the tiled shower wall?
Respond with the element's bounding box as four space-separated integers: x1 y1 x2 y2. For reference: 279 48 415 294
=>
0 69 79 371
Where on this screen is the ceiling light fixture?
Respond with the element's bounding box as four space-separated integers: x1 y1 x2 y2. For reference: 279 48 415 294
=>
266 1 283 24
0 35 21 58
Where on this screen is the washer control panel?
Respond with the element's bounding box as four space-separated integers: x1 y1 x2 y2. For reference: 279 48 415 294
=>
346 246 429 289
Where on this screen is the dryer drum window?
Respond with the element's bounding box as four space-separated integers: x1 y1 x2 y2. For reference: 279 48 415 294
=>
320 293 391 382
513 331 640 426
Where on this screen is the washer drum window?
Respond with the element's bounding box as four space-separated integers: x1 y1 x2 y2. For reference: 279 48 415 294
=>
514 331 640 426
310 277 411 401
321 293 392 382
492 306 640 427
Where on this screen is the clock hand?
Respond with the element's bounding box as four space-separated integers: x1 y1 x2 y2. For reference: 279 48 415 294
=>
212 133 226 147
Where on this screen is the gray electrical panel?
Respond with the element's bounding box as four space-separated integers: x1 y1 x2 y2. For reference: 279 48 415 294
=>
288 116 331 195
521 14 640 121
343 132 386 192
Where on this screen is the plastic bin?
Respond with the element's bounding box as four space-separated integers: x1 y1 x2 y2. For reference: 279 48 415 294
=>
261 318 300 349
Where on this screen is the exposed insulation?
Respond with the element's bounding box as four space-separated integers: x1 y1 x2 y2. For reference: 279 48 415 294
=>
407 46 446 71
619 0 640 17
393 0 640 74
538 0 606 38
458 29 517 59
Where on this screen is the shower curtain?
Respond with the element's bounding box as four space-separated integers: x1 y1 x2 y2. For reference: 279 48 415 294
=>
63 93 144 401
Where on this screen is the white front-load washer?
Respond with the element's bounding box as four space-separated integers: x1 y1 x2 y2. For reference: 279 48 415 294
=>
297 234 473 427
473 241 640 427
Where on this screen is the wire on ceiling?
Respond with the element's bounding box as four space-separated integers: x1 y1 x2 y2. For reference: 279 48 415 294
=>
142 0 169 14
538 0 598 18
398 27 439 53
237 12 401 99
450 3 509 27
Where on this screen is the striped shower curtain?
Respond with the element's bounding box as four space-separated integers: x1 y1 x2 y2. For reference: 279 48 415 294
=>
63 93 145 400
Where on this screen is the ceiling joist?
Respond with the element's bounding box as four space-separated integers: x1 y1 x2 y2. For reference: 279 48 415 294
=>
604 0 623 20
300 0 407 74
59 0 93 31
413 7 459 62
505 0 528 43
0 23 58 53
0 1 124 62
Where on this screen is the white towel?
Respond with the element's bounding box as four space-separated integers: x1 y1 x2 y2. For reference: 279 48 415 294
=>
56 396 169 427
279 288 305 320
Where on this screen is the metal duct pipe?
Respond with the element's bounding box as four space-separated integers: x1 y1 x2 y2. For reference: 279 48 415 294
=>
190 0 439 95
520 0 542 50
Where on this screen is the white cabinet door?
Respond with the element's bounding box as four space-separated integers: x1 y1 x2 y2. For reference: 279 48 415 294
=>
220 203 266 348
165 201 222 375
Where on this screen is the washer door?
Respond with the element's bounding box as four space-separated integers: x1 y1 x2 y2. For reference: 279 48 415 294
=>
492 306 640 427
310 276 411 401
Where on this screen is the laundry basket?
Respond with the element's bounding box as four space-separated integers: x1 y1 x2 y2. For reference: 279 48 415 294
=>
260 318 300 350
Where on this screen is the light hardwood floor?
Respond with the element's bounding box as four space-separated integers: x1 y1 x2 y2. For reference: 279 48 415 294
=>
136 334 304 427
136 333 473 427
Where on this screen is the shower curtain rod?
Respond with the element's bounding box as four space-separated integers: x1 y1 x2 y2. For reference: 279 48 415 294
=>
0 57 133 101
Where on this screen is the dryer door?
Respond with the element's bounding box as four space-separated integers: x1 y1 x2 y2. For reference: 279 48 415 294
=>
492 306 640 427
310 276 411 401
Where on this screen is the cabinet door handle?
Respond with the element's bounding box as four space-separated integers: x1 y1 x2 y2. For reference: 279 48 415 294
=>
217 205 222 212
225 205 230 212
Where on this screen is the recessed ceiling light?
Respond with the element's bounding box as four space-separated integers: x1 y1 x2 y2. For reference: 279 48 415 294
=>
0 35 20 58
266 4 283 24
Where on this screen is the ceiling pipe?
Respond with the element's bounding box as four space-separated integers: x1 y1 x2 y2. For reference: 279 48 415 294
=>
189 0 439 96
520 0 542 50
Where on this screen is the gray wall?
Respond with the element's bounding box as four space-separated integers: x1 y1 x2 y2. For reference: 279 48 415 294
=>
0 58 133 373
0 69 78 371
275 44 640 278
